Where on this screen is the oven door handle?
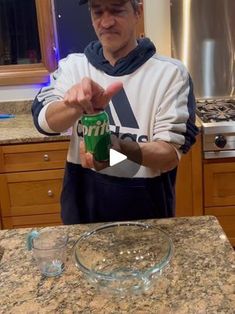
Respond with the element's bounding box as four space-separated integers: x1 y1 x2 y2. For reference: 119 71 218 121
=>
204 151 235 159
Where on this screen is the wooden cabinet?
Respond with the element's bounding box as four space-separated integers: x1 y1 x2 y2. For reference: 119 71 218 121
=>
203 159 235 246
176 134 235 246
0 203 2 230
0 141 69 228
175 133 203 217
0 134 203 228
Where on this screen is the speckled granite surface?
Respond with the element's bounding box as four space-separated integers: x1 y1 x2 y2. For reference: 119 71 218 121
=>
0 101 70 144
0 101 201 145
0 100 32 115
0 216 234 313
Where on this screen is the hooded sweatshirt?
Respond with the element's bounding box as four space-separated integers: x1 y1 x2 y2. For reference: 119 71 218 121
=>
32 38 198 222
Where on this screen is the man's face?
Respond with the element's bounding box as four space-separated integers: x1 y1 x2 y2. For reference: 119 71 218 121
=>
90 0 141 57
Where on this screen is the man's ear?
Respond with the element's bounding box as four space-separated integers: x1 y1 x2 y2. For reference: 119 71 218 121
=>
136 3 143 19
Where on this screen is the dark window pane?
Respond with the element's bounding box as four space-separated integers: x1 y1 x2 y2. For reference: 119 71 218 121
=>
0 0 41 65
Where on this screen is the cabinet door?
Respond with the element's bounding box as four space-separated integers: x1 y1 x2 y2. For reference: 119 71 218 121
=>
175 133 203 217
0 169 64 228
204 160 235 207
204 159 235 246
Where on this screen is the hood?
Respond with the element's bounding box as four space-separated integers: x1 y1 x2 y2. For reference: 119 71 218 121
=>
84 37 156 76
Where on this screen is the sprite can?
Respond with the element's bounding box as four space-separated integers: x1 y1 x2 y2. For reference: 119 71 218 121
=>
81 111 111 161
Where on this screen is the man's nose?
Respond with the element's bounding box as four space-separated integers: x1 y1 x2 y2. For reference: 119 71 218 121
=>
100 12 115 28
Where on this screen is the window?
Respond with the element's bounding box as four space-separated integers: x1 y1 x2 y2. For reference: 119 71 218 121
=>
0 0 57 85
0 0 41 65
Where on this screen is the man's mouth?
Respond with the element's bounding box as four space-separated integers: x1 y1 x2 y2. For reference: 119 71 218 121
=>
100 31 119 37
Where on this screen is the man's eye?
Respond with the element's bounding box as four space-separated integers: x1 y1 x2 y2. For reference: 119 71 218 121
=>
93 10 102 16
111 9 125 15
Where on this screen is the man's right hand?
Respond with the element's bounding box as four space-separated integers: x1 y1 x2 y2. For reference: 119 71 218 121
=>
45 77 123 133
64 77 123 114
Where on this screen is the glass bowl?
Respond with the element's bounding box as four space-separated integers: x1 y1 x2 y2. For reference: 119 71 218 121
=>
74 221 173 295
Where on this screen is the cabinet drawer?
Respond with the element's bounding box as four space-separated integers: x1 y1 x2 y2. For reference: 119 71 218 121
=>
0 141 69 173
0 169 64 217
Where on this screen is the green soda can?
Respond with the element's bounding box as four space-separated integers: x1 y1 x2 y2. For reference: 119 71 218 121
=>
81 111 111 161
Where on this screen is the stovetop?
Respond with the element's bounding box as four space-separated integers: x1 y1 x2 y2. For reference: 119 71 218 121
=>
196 99 235 123
196 98 235 159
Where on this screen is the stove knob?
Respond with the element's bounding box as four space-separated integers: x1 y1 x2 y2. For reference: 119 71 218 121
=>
215 135 227 148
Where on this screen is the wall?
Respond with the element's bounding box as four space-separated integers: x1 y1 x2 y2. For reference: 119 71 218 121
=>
144 0 171 56
0 0 171 102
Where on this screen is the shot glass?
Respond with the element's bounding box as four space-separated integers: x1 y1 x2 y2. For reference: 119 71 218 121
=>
27 228 68 277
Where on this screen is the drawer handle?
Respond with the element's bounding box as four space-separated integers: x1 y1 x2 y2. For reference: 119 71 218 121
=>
48 190 54 197
43 154 50 161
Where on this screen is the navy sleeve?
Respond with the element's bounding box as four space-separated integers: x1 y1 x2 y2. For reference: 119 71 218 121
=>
180 76 199 153
31 90 60 136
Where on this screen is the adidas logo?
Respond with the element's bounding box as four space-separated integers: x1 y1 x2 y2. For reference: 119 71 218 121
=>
77 88 149 143
110 126 148 143
106 88 139 129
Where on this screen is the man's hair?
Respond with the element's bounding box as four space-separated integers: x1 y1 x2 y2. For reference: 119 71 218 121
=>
87 0 142 13
130 0 141 12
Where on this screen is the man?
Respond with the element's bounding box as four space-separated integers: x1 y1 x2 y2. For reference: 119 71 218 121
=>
32 0 198 224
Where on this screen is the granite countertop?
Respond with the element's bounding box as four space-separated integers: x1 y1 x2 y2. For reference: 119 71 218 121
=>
0 216 234 314
0 100 202 145
0 101 70 145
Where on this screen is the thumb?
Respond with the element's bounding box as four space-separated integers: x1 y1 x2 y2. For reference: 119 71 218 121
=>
103 81 123 100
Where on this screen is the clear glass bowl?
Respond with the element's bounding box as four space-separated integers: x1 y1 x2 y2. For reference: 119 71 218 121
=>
74 221 173 294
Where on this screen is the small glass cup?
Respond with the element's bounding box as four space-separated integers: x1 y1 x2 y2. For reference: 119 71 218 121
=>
27 228 68 277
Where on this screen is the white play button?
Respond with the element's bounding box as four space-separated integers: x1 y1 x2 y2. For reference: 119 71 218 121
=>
109 148 127 167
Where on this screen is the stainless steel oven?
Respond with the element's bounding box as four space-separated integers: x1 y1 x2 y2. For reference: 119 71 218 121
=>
196 98 235 159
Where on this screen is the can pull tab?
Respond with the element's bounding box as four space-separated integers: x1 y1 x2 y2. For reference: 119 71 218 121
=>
26 230 39 251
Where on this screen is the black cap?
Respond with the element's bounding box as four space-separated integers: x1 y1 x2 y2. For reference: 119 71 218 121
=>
78 0 88 4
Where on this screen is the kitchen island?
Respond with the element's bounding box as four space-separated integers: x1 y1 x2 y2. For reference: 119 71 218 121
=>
0 216 234 313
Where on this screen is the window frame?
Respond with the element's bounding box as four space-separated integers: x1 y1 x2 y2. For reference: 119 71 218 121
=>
0 0 57 86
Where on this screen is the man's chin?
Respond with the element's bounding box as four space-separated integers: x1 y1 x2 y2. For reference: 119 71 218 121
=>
101 42 120 53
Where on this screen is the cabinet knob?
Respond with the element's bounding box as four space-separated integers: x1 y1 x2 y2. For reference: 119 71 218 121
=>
48 190 54 197
43 154 50 161
215 135 227 148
